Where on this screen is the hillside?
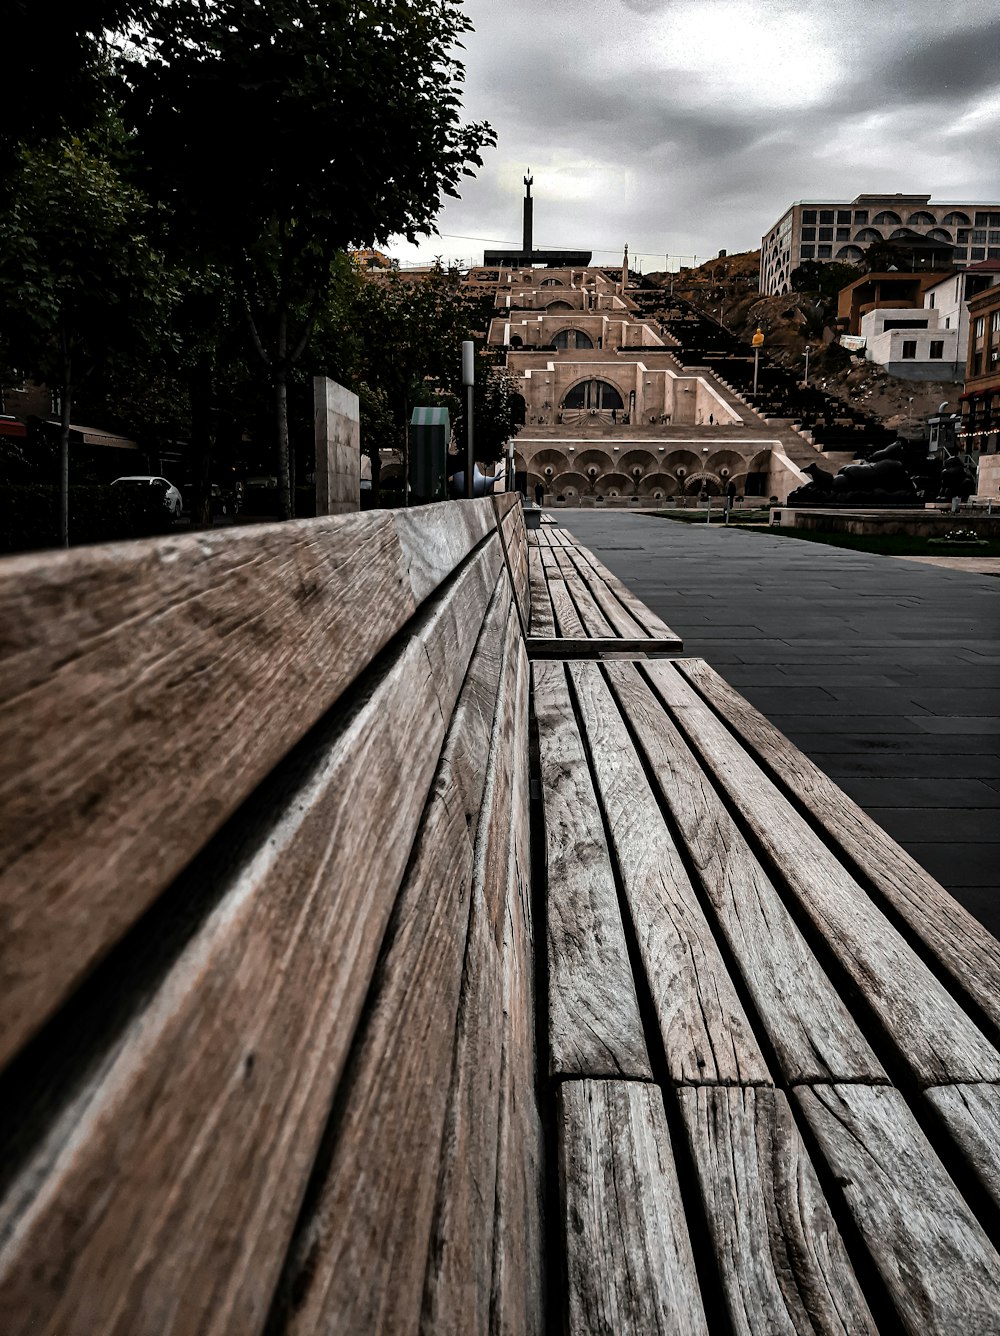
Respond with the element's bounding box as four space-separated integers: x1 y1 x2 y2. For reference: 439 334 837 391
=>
646 252 960 433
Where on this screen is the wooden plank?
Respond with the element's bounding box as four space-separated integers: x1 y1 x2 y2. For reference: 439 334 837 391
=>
552 549 618 639
0 498 497 1069
494 496 531 637
796 1084 1000 1336
528 637 682 656
924 1084 1000 1217
0 539 503 1336
278 582 521 1336
569 540 680 642
604 661 885 1086
489 632 544 1336
545 562 587 639
558 1080 709 1336
569 661 770 1086
533 660 651 1079
563 547 650 641
680 1087 876 1336
527 547 557 638
643 660 1000 1087
676 656 1000 1046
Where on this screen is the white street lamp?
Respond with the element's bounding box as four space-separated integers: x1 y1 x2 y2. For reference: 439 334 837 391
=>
752 326 764 399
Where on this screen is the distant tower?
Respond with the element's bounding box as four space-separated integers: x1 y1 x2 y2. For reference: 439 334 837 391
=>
523 172 534 255
622 243 629 292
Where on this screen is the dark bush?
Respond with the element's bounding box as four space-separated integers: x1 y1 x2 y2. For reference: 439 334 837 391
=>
0 484 174 554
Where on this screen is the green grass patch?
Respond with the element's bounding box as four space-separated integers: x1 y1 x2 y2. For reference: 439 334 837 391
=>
746 526 1000 558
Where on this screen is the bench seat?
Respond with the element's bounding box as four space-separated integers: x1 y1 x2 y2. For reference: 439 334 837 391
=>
527 522 683 656
2 499 1000 1334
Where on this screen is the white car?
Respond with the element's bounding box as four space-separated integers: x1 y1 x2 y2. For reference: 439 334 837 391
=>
111 475 183 518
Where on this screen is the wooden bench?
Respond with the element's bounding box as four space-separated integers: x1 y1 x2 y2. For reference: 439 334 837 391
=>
527 521 683 656
2 497 1000 1335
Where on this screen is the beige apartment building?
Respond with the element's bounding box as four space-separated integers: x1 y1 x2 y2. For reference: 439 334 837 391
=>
760 194 1000 295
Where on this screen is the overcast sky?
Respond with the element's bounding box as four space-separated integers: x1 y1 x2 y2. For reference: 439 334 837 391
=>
387 0 1000 271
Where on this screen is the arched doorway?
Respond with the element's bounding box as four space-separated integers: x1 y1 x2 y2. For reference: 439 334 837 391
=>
562 379 624 411
553 328 594 349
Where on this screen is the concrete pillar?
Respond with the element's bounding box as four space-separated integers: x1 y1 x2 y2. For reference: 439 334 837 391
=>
314 376 360 515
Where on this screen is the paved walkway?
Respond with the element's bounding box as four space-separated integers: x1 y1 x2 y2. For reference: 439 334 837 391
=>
559 510 1000 937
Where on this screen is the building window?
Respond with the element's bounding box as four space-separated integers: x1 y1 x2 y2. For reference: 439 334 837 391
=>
927 294 935 307
818 227 833 241
975 212 1000 227
945 317 950 328
802 209 817 224
837 210 852 224
929 341 944 358
972 248 986 261
801 227 816 240
799 244 815 259
972 230 987 244
901 341 917 359
563 379 624 410
973 352 984 375
990 249 1000 260
975 317 986 338
817 245 832 259
992 311 1000 331
854 210 869 224
957 229 970 242
836 227 850 241
819 210 834 224
873 210 902 225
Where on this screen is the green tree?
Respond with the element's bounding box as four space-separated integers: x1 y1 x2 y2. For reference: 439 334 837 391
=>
125 0 495 519
0 134 175 544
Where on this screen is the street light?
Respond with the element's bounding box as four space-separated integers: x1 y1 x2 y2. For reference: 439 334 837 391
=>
804 345 811 385
462 340 475 500
752 326 764 399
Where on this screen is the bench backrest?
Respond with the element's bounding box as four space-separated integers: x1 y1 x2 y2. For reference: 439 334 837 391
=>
0 494 541 1334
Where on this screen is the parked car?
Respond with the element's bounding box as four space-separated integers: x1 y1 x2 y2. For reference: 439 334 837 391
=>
211 481 241 518
111 475 183 517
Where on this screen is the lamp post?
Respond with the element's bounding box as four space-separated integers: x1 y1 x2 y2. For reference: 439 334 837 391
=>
752 326 764 399
462 340 475 500
804 345 811 385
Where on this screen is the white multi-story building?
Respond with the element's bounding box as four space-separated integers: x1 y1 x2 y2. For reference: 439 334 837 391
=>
922 260 1000 365
859 308 961 381
760 194 1000 295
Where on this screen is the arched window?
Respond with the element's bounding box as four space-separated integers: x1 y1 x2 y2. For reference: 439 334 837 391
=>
855 228 884 242
563 379 624 410
943 211 971 226
546 300 574 311
927 228 952 242
907 211 935 226
872 211 902 225
836 245 865 263
552 328 594 349
540 278 564 286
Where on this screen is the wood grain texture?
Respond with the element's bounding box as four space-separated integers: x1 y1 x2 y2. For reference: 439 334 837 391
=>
545 558 587 639
679 1086 876 1336
604 661 885 1086
528 638 682 657
795 1083 1000 1336
0 541 503 1336
644 660 1000 1087
563 549 649 641
559 1080 709 1336
0 499 497 1068
676 656 1000 1046
489 633 545 1336
527 547 557 638
924 1084 1000 1216
569 661 770 1086
559 532 680 641
493 495 531 637
278 583 522 1336
533 660 651 1079
552 549 618 639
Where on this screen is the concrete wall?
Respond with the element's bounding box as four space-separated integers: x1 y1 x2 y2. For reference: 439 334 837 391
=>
314 376 360 515
978 452 1000 498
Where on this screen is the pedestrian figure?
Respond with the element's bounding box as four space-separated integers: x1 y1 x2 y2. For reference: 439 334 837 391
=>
534 481 545 505
709 413 714 425
611 407 617 424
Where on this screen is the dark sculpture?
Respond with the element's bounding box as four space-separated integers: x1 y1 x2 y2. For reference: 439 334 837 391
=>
787 438 976 507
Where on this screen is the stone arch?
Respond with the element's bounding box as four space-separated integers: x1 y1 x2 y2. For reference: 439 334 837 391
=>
907 211 936 226
617 449 658 476
574 448 615 474
872 210 902 225
836 245 865 263
549 470 588 497
527 448 571 481
540 277 564 286
855 228 883 242
637 472 679 498
927 228 952 242
552 327 594 349
509 334 523 348
562 378 625 410
546 299 574 311
943 211 971 226
595 471 630 496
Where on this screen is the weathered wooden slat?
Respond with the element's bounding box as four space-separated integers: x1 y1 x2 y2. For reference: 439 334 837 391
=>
604 661 885 1085
923 1084 1000 1216
795 1084 1000 1336
420 615 536 1336
527 547 557 639
569 538 681 642
0 540 503 1336
543 554 587 639
494 495 531 636
644 660 1000 1087
558 1080 709 1336
569 661 770 1086
528 637 681 657
0 498 497 1069
488 632 544 1336
533 660 651 1079
551 547 618 639
564 547 650 641
676 656 1000 1046
278 580 522 1336
680 1086 876 1336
